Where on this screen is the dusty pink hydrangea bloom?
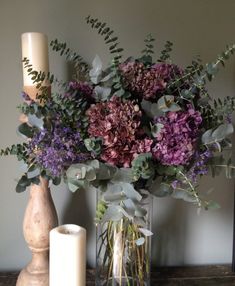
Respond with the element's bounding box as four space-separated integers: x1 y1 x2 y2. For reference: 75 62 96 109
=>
86 96 153 167
119 61 183 100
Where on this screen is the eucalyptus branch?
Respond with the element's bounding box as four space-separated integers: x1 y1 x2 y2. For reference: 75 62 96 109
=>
85 15 124 69
50 39 90 79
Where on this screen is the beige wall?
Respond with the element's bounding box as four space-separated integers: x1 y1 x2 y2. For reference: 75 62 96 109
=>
0 0 235 270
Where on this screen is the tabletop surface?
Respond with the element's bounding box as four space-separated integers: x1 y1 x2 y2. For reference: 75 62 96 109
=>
1 265 235 286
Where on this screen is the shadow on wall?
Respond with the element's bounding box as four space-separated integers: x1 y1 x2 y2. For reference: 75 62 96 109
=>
61 188 96 268
152 198 187 267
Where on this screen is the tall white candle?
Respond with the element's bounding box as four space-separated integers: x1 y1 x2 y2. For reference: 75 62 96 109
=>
49 224 86 286
21 32 49 99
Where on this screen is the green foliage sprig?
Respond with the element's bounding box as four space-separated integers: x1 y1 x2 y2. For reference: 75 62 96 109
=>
158 40 173 62
0 143 28 161
85 15 124 68
50 39 90 79
140 34 155 64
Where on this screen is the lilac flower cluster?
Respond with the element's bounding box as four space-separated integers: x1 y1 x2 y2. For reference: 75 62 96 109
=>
119 61 183 100
28 124 88 177
187 149 212 183
152 106 202 166
171 149 212 189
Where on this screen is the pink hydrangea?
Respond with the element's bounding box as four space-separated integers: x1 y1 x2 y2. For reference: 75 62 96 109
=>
86 96 153 167
152 107 202 166
119 61 183 100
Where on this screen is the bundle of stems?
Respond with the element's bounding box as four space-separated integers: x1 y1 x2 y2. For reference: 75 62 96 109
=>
97 219 150 286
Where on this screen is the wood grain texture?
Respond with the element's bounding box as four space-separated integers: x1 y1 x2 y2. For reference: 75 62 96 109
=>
1 265 235 286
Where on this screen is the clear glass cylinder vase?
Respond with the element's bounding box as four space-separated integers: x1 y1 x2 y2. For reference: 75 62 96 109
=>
96 191 152 286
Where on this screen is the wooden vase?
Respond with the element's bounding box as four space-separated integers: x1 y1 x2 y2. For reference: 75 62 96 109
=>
16 177 58 286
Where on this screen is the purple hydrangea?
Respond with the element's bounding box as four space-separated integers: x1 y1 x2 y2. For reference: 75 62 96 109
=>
28 124 89 177
152 106 202 166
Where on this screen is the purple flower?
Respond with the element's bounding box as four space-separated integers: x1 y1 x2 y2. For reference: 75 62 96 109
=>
152 106 202 166
28 124 89 177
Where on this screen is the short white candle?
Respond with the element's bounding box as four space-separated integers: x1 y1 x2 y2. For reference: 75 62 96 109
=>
49 224 86 286
21 32 49 99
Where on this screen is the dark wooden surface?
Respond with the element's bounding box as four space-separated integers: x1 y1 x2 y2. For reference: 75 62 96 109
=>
1 265 235 286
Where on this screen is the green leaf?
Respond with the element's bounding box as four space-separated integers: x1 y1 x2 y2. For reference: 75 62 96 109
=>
150 181 173 197
89 55 103 84
111 168 133 183
212 123 234 142
171 189 197 203
120 182 142 201
141 100 162 118
205 200 220 210
17 123 34 138
101 206 123 223
16 175 31 193
135 237 145 246
139 228 153 236
27 168 40 179
157 95 181 112
28 114 44 130
202 124 234 145
151 123 164 138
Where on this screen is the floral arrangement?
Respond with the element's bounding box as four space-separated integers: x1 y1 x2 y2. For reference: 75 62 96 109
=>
1 16 235 284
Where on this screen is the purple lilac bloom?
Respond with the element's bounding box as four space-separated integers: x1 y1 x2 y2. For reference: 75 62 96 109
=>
152 106 202 166
28 124 88 177
187 149 212 183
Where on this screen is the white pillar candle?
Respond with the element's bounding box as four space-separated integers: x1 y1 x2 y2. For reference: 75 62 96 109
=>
21 32 49 99
49 224 86 286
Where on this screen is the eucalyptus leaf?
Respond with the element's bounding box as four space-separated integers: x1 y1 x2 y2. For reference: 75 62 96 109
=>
27 168 40 179
101 205 123 223
150 181 173 197
120 182 142 202
89 55 103 84
202 124 234 145
103 191 126 202
206 200 220 210
17 123 34 138
135 237 145 246
157 95 181 112
16 174 31 193
171 189 197 203
28 114 44 129
111 168 133 183
96 163 117 180
139 228 153 237
94 86 111 101
212 123 234 142
141 100 162 118
151 123 164 138
100 70 115 82
134 204 147 217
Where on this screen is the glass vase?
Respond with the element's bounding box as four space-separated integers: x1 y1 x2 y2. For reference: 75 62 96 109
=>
96 192 152 286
